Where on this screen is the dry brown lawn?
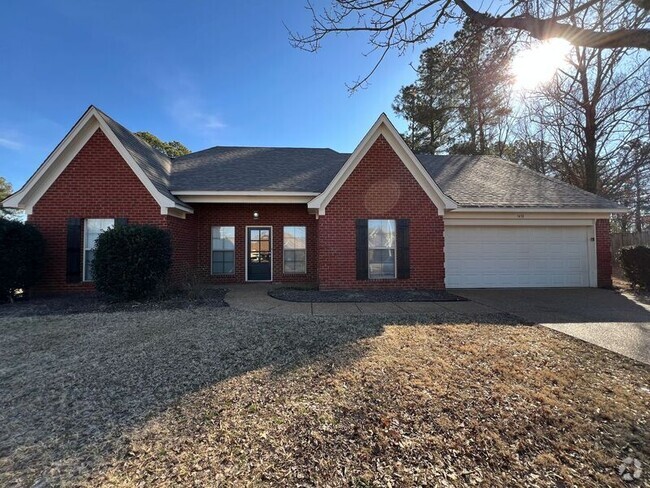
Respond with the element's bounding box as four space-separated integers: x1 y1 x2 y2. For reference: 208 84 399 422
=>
0 305 648 487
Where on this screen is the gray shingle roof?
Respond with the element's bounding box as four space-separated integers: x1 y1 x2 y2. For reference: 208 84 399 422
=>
170 146 349 193
95 107 190 209
97 107 623 211
417 154 626 209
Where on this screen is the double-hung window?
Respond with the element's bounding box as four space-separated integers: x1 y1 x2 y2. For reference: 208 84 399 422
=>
368 219 396 279
212 226 235 274
83 218 114 281
283 226 306 273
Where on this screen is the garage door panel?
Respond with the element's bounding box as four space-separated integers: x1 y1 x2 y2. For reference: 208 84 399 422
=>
445 226 591 288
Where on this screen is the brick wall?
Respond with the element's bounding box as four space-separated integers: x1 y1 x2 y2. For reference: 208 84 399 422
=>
165 213 198 285
596 218 612 288
27 125 609 294
317 134 445 290
29 128 170 294
26 128 318 292
193 203 318 284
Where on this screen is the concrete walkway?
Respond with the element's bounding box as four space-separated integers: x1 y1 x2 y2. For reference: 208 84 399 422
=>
225 284 497 317
225 285 650 365
455 288 650 365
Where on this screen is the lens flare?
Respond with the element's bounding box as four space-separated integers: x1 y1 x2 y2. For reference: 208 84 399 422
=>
512 38 573 90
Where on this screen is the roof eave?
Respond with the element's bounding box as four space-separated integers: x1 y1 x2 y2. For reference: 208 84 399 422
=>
448 206 630 214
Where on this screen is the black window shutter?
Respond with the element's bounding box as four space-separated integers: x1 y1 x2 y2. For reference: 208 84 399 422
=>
66 218 82 283
115 218 128 227
397 219 410 279
356 219 369 280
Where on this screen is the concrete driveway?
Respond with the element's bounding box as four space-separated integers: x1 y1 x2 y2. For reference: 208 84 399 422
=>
455 288 650 365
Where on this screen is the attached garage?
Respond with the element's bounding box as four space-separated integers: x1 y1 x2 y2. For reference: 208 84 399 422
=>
445 224 596 288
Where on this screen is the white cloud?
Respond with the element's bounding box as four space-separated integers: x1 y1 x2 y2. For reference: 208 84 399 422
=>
159 74 226 139
170 97 226 133
0 136 23 151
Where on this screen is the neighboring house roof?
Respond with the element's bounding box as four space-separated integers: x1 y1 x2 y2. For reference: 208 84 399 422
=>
170 146 348 193
418 154 627 210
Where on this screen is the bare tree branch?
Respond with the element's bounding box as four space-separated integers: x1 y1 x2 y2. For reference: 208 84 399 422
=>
455 0 650 49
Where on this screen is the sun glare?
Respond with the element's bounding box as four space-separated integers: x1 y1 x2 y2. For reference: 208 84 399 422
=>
512 38 572 90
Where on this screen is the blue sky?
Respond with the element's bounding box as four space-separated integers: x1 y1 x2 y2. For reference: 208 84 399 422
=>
1 0 455 190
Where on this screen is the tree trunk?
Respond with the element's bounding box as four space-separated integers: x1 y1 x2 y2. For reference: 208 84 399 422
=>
634 168 642 233
584 103 598 194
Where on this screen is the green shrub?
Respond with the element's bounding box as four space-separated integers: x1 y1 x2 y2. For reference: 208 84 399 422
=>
0 218 45 300
618 245 650 290
93 224 172 300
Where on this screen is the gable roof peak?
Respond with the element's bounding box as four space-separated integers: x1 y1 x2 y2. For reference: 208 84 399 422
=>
307 113 457 216
1 105 192 215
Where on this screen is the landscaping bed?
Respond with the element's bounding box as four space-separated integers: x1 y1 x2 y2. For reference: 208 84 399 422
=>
269 287 467 302
0 288 228 318
0 307 647 487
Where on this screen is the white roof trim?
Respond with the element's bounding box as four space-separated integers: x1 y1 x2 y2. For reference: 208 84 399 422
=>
1 106 192 216
171 191 320 196
444 218 595 226
308 113 457 216
448 207 629 214
173 190 320 204
177 195 315 204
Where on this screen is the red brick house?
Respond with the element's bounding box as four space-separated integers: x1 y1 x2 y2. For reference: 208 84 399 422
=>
2 106 626 293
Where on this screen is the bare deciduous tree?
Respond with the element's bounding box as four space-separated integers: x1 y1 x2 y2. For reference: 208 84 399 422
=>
290 0 649 91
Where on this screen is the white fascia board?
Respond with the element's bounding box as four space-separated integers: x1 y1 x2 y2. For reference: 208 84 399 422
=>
1 106 190 217
172 191 320 196
308 113 456 216
2 107 98 212
448 207 629 214
177 194 314 204
161 202 194 215
444 218 595 226
161 207 191 218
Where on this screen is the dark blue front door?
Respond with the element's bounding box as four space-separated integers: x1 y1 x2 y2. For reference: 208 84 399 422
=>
247 227 272 281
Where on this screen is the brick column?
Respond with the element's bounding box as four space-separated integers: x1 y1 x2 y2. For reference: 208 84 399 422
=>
595 219 612 288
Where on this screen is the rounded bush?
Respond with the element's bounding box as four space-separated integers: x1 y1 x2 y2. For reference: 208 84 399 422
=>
0 218 45 300
618 245 650 290
93 224 172 300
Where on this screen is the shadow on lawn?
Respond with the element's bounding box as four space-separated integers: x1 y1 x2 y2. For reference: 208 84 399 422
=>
0 305 519 486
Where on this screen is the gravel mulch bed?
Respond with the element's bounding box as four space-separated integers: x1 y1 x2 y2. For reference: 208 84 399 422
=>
269 287 467 302
0 308 648 487
0 288 228 318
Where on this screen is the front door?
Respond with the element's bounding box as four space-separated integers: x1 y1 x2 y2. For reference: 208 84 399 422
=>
247 227 272 281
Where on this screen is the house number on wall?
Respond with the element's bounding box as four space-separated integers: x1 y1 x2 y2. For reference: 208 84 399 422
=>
517 214 525 219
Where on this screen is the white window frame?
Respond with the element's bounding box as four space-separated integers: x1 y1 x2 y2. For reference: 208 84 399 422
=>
211 226 236 275
368 219 397 280
283 226 307 274
83 218 115 282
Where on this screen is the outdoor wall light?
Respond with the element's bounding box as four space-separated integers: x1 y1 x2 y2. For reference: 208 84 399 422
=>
253 211 260 220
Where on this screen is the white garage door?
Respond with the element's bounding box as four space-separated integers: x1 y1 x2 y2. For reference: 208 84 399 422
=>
445 226 592 288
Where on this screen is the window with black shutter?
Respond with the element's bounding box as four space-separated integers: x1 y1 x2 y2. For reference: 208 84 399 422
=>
396 219 410 279
66 218 82 283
